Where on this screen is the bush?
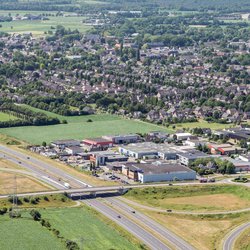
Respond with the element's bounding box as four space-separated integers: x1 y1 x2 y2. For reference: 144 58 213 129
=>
65 240 79 250
23 197 30 203
43 196 49 201
30 209 41 221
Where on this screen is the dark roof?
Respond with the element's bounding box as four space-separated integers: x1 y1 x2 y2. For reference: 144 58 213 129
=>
125 162 194 175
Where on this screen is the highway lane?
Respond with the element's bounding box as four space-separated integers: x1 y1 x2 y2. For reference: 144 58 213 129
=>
0 144 91 189
83 198 171 250
223 222 250 250
106 197 195 250
0 151 66 189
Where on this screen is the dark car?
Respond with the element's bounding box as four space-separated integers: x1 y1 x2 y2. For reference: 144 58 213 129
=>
117 215 121 218
166 209 172 212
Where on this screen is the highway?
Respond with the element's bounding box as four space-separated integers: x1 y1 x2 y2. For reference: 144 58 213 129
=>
105 197 195 250
0 144 91 189
223 222 250 250
84 198 171 250
0 144 195 250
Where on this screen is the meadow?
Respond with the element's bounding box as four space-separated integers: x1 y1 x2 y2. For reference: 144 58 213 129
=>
0 112 18 122
0 11 90 35
0 206 143 250
173 119 234 130
125 185 250 212
0 106 172 145
143 210 250 250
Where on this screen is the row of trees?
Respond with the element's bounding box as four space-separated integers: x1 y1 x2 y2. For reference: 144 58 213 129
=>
0 103 60 128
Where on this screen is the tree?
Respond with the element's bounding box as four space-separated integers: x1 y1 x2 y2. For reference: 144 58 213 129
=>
42 141 47 147
30 209 41 221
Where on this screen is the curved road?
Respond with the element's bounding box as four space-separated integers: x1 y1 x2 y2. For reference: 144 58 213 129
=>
223 222 250 250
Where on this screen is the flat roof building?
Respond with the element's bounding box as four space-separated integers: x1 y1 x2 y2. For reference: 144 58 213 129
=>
119 142 196 160
122 161 196 183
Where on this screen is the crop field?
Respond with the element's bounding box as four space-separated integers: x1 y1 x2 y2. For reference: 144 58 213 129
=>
173 119 234 131
0 171 52 195
0 206 142 250
143 210 250 250
0 112 18 122
0 106 172 145
0 11 91 35
125 185 250 212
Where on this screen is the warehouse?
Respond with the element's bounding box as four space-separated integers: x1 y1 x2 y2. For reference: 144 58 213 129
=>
119 142 195 159
102 134 140 144
122 161 196 183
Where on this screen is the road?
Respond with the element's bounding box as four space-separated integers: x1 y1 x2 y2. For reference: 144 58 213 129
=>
0 144 194 249
0 144 91 189
84 198 171 250
104 197 195 250
223 222 250 250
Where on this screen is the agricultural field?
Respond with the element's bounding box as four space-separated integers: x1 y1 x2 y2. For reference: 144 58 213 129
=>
143 210 250 250
0 112 18 122
0 171 52 195
0 206 143 250
0 106 172 145
124 185 250 212
173 119 234 131
0 11 90 35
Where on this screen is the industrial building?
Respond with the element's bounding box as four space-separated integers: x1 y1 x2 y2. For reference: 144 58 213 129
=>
102 134 140 144
119 142 196 159
122 161 196 183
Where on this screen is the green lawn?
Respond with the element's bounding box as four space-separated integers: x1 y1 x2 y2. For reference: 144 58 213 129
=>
0 106 172 145
0 112 18 122
0 206 142 250
0 11 90 35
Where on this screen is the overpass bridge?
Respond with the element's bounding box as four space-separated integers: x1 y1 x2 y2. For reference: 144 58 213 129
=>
0 181 206 199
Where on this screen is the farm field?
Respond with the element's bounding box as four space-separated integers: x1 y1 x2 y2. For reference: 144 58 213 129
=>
173 119 234 130
0 171 52 195
124 185 250 212
0 112 18 122
0 106 172 145
0 206 143 250
143 210 250 250
0 11 90 35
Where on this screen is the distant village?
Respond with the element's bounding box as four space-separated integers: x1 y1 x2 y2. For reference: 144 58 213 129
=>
1 30 250 125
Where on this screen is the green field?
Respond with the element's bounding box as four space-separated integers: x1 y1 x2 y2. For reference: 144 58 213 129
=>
0 112 18 122
174 120 234 130
0 106 172 144
0 11 90 35
0 206 142 250
125 185 250 212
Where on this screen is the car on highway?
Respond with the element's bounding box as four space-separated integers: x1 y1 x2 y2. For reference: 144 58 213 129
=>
131 211 135 214
117 215 121 218
166 209 172 212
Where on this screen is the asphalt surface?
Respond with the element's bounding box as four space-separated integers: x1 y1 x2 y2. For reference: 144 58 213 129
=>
83 198 171 250
105 197 195 250
223 222 250 250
